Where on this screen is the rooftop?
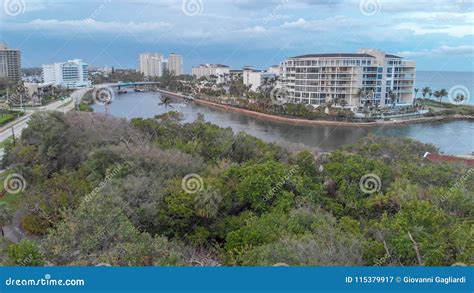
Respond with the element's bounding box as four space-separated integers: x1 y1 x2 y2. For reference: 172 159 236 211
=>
291 53 375 58
291 53 404 59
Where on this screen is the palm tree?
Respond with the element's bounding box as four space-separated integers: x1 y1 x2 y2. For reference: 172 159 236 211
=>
388 90 397 108
339 99 348 108
414 88 419 100
433 90 441 103
356 88 366 106
454 93 466 104
428 90 433 100
158 96 173 112
422 86 431 99
438 89 448 103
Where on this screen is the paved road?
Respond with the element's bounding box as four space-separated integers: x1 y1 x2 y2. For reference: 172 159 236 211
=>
0 88 88 145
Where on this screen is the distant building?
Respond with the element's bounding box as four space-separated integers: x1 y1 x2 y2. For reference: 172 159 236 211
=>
139 53 168 77
279 48 416 108
243 67 277 92
192 64 230 84
168 53 183 76
42 59 91 88
0 43 21 82
267 65 280 76
229 69 243 81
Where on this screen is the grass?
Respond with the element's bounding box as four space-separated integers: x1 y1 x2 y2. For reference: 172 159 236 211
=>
417 99 474 116
0 114 16 127
0 173 23 210
0 136 13 149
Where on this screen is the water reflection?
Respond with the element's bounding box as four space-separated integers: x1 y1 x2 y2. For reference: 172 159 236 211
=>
92 92 473 155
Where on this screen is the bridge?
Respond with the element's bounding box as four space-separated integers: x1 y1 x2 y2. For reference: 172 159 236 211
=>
107 81 160 91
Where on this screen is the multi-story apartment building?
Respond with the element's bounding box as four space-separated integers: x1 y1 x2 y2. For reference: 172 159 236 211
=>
243 67 277 92
279 49 416 108
42 59 91 88
192 64 230 84
168 53 183 76
0 43 21 82
139 53 167 77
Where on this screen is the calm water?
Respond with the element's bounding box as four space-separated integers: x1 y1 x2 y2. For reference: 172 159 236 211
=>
93 92 474 155
415 71 473 105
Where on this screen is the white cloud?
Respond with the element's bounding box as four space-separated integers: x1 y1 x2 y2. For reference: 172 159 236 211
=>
4 19 173 34
240 25 267 33
281 16 361 31
395 22 473 38
281 18 309 29
397 45 474 57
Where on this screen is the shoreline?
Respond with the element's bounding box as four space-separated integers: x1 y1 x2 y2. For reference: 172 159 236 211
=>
156 89 474 128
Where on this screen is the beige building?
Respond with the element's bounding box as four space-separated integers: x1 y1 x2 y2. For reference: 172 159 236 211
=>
139 53 167 77
192 64 230 84
168 53 183 76
279 48 416 108
0 43 21 82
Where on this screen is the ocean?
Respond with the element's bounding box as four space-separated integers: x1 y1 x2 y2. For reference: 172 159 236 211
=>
415 71 473 105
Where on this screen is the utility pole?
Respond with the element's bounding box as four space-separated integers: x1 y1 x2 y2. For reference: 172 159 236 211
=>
11 127 15 147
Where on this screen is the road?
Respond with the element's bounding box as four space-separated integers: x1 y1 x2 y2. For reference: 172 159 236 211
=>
0 87 89 144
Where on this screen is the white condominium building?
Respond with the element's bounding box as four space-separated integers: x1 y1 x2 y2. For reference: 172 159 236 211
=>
0 43 21 82
243 67 277 92
279 48 416 108
192 64 230 84
168 53 183 76
139 53 167 77
42 59 91 88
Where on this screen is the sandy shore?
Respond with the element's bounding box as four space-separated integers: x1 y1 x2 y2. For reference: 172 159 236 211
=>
156 89 473 127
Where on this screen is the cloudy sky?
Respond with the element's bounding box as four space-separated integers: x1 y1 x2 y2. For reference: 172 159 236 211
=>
1 0 473 72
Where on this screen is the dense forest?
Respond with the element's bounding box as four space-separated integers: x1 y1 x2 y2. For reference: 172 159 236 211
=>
0 111 472 266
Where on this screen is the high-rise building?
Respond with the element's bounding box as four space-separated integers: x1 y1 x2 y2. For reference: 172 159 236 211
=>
192 64 230 84
42 59 91 88
279 49 416 108
168 53 183 76
0 43 21 82
139 53 168 77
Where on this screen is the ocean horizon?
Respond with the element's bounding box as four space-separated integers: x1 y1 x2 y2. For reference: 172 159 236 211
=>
415 70 473 105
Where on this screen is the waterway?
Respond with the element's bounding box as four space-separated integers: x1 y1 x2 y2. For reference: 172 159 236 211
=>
92 92 474 155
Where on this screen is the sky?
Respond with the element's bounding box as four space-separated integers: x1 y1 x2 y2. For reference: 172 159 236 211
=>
0 0 473 73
